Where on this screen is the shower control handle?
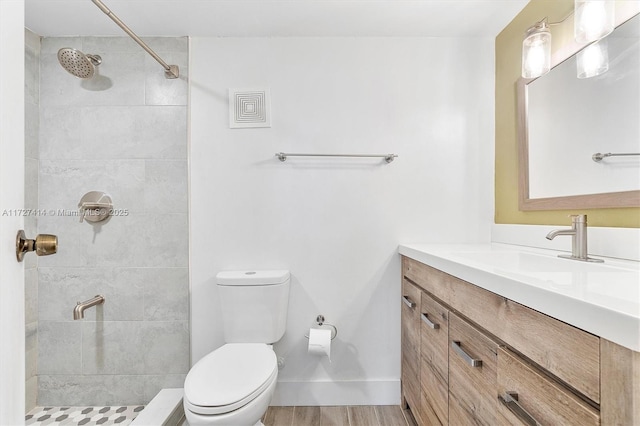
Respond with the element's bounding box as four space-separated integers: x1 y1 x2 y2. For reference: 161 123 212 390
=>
78 191 113 224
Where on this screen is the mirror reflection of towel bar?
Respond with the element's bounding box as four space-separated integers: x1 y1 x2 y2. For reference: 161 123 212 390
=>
592 152 640 162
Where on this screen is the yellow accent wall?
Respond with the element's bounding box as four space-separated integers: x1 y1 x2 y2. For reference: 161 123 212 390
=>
494 0 640 227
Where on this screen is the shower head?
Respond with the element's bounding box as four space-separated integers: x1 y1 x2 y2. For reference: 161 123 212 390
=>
57 48 102 79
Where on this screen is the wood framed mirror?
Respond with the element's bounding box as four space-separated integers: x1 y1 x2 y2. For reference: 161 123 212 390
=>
517 9 640 211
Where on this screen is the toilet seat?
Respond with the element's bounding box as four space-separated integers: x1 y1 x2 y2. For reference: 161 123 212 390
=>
184 343 278 416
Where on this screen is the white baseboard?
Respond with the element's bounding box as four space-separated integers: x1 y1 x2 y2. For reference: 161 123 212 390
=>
492 224 640 262
270 380 401 406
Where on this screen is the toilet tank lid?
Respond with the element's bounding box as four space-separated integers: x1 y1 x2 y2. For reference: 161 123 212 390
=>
216 270 290 286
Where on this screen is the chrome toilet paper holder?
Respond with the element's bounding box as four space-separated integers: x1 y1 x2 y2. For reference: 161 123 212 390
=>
304 314 337 341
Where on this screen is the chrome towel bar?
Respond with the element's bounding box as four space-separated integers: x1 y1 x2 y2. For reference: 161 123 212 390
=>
592 152 640 162
276 152 398 163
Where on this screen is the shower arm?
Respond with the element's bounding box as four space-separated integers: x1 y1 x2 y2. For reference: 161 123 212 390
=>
90 0 179 79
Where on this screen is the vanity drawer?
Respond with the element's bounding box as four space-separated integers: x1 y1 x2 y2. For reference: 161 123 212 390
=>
401 279 421 370
420 291 448 381
449 313 499 426
497 346 599 426
401 279 421 420
419 291 449 426
403 256 600 403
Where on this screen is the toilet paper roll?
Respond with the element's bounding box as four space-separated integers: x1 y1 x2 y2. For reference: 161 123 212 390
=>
307 328 332 361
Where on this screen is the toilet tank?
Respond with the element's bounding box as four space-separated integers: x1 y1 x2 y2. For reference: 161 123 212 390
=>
216 270 290 343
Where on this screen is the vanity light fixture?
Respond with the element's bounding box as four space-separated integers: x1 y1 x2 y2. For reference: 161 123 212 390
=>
522 19 552 78
574 0 615 44
577 38 609 79
523 2 615 80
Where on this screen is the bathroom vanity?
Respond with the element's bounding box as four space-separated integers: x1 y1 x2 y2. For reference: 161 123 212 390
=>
399 243 640 426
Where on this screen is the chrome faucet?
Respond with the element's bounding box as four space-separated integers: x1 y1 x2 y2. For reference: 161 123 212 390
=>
73 295 105 320
546 215 603 263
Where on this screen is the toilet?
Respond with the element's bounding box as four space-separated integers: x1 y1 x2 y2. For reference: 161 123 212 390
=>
183 270 290 426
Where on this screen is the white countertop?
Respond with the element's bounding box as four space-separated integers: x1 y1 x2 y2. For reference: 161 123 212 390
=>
399 243 640 352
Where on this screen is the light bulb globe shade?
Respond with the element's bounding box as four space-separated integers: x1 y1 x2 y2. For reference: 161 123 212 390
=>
522 22 552 78
577 39 609 78
575 0 615 43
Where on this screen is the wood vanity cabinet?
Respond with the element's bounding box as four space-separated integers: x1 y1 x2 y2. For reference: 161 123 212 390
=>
401 255 640 426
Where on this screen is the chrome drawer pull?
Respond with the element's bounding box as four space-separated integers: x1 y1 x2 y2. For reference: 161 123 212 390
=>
452 341 482 367
402 296 416 308
498 392 541 426
421 313 440 329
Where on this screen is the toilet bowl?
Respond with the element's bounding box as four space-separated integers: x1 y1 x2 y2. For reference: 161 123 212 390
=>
183 343 278 425
184 270 290 425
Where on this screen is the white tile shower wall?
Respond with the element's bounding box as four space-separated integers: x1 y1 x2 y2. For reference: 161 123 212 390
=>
25 28 41 413
190 37 495 405
35 36 189 406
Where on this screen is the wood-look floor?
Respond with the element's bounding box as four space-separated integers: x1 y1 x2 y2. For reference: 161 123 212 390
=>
262 405 417 426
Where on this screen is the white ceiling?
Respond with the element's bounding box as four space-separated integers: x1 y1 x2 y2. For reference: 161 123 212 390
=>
25 0 529 38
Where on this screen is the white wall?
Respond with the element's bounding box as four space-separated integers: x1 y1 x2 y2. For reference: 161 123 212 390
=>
190 37 495 405
0 0 25 421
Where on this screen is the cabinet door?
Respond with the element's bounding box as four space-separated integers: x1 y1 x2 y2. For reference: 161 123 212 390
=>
449 313 498 426
419 292 449 426
497 346 599 426
401 279 422 421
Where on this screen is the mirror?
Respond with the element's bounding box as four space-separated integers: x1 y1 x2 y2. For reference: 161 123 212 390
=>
518 12 640 210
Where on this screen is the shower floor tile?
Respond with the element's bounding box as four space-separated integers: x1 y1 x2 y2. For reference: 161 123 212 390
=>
25 405 144 426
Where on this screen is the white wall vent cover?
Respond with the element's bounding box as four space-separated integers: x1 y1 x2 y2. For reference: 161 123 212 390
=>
229 88 271 128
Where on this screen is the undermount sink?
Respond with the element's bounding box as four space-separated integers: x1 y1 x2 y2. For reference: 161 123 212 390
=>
449 250 628 273
446 249 639 297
